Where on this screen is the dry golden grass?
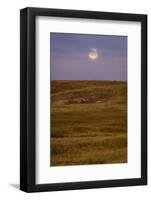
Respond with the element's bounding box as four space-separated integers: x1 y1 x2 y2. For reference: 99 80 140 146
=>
51 80 127 166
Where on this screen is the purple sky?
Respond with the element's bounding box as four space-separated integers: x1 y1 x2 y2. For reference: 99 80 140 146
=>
50 33 127 81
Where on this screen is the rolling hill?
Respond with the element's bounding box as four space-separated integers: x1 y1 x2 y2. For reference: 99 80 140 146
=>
51 80 127 166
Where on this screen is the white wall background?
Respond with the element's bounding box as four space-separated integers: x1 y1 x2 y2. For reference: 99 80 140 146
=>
0 0 150 199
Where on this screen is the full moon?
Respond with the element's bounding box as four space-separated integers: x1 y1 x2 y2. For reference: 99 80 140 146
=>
88 48 98 60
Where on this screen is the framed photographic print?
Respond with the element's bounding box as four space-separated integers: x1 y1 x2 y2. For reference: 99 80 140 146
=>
20 7 147 192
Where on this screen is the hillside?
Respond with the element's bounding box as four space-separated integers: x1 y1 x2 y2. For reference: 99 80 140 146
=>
51 80 127 166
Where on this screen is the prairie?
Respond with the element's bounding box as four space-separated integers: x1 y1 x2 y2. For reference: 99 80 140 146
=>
51 80 127 166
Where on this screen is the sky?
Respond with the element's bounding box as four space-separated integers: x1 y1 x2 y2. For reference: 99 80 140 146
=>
50 33 127 81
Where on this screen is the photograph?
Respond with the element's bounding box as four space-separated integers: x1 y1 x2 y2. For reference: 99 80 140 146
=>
20 7 147 192
50 32 127 166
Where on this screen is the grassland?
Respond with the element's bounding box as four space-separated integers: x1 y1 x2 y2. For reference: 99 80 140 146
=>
51 80 127 166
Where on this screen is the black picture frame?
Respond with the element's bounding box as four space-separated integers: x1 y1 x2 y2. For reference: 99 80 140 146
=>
20 7 147 192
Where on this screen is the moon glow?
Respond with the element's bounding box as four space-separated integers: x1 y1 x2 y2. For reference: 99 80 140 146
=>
88 48 98 60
